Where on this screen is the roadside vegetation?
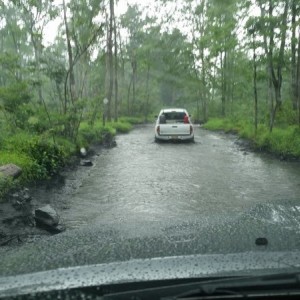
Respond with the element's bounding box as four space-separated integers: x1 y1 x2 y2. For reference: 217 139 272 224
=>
0 117 142 202
204 118 300 158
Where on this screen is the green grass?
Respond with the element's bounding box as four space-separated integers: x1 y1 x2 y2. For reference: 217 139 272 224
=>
261 126 300 157
0 116 137 200
109 121 132 133
203 118 225 131
0 173 14 202
78 121 117 147
0 151 40 182
78 119 134 143
204 118 300 158
118 116 144 124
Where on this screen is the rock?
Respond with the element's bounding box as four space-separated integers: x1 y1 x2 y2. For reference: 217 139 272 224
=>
10 188 32 210
255 237 268 246
234 138 253 149
80 160 93 167
52 224 66 234
35 205 59 226
35 221 66 234
0 164 22 179
104 139 117 148
35 205 65 234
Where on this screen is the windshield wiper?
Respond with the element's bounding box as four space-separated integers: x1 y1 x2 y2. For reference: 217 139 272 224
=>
100 271 300 300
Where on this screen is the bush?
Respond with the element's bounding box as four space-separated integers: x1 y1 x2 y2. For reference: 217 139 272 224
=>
27 139 66 176
78 121 117 147
110 121 132 133
54 137 77 158
2 133 67 178
275 102 298 126
78 122 98 146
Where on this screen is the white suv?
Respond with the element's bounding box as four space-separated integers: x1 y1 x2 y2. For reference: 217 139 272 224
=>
155 108 194 142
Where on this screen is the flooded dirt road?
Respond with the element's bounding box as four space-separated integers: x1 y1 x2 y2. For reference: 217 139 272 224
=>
1 125 300 276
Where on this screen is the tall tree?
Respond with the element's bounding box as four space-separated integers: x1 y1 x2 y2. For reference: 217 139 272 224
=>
257 0 289 131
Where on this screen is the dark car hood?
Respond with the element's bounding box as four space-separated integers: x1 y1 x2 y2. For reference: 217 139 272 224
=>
1 251 300 298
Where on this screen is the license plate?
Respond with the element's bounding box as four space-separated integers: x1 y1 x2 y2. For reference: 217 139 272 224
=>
172 136 178 139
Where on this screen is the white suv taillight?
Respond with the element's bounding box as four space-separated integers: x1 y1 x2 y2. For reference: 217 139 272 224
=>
190 125 193 135
156 125 160 135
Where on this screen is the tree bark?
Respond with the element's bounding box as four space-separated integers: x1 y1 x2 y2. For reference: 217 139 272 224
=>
106 0 114 122
291 0 297 110
201 45 207 122
221 51 226 117
145 57 150 121
63 0 75 106
113 14 118 122
253 33 258 135
118 30 125 114
131 52 137 115
297 29 300 126
127 76 132 115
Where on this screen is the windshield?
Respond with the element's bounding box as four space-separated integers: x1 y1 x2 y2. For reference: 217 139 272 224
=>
1 0 300 291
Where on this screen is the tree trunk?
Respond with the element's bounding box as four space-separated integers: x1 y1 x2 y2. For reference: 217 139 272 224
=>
259 0 288 132
127 76 132 115
253 34 258 135
63 0 75 105
113 13 118 122
145 58 150 121
273 0 288 107
106 0 114 122
268 67 274 129
270 102 279 133
221 51 226 117
297 29 300 126
118 29 125 114
131 53 137 115
291 0 297 110
200 43 207 122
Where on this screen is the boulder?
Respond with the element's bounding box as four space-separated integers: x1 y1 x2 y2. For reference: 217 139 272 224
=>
35 205 59 226
35 222 66 234
49 224 66 234
80 159 93 167
0 164 22 179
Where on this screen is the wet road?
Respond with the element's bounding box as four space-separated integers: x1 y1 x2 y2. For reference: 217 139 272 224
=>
1 125 300 276
59 125 300 233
